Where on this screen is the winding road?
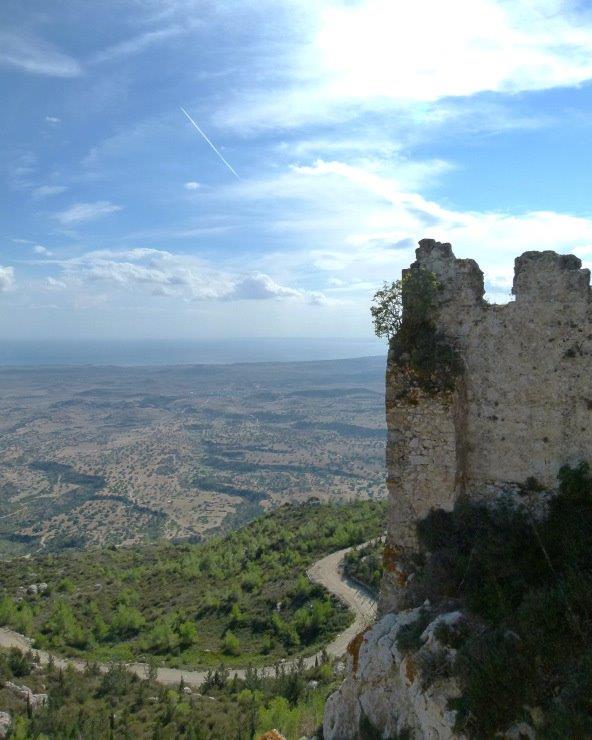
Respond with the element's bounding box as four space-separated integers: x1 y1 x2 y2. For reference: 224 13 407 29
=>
0 542 377 689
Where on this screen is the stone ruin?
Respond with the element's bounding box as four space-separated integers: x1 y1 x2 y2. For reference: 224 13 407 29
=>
380 238 592 612
323 239 592 738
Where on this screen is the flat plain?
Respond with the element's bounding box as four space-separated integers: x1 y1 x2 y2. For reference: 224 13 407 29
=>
0 356 386 555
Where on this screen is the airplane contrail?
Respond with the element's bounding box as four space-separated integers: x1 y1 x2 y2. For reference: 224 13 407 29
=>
180 106 240 180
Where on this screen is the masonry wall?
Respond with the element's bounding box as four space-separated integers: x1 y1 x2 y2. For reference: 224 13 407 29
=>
381 239 592 613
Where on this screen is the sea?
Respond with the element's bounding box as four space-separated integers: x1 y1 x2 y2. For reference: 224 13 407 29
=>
0 338 386 366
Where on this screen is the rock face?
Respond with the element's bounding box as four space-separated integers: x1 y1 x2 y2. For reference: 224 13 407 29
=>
324 240 592 738
5 681 48 711
323 608 463 740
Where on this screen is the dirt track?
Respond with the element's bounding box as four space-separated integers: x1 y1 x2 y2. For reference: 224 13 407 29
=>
0 542 377 688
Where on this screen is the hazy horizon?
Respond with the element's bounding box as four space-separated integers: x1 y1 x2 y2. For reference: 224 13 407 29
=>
0 337 385 366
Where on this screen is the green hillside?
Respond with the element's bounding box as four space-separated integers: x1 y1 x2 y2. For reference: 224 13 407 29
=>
0 500 385 669
0 645 338 739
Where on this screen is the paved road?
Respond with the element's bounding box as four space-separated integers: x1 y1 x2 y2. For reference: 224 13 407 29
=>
0 542 377 689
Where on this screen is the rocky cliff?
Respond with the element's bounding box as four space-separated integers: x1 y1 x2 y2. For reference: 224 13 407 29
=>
324 239 592 739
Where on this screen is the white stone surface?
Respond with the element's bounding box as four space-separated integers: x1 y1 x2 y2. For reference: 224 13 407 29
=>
323 610 463 739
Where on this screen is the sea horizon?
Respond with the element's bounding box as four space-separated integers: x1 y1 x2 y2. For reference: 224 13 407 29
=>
0 337 386 367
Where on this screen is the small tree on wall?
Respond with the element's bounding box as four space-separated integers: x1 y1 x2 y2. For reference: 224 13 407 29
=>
370 280 403 339
370 268 440 340
370 267 461 393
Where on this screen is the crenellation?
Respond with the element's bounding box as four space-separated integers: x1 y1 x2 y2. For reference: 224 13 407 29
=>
411 240 485 312
512 250 591 304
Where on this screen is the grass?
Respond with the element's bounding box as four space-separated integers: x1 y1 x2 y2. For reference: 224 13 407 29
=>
0 500 385 670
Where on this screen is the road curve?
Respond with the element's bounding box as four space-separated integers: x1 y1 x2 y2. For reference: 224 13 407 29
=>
0 542 377 689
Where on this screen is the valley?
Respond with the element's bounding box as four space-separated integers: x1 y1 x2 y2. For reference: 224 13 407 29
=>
0 356 386 555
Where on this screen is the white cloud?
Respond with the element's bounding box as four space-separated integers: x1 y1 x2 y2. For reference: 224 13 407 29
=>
9 152 37 190
31 185 68 199
0 30 82 77
216 0 592 131
226 273 325 303
44 116 61 124
44 277 66 290
0 267 15 292
184 181 201 190
54 201 123 225
33 245 53 256
209 155 592 306
55 248 326 304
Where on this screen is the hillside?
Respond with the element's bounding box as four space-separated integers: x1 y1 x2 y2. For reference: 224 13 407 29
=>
0 500 385 670
0 643 338 739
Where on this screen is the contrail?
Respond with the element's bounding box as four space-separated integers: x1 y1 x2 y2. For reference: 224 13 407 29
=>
180 106 240 180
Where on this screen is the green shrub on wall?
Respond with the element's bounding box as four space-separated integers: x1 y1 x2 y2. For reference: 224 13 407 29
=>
371 267 462 393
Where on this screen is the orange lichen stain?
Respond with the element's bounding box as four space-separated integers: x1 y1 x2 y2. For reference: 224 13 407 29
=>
383 545 409 586
259 731 286 740
347 626 371 674
404 655 417 685
382 544 401 571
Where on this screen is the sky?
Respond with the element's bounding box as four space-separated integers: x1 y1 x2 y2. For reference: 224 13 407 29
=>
3 0 592 341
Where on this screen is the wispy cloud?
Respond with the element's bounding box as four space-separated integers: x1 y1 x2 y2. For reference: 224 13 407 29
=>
211 155 592 304
0 30 82 77
90 26 185 64
54 201 122 225
215 0 592 131
33 245 53 256
31 185 68 200
8 152 37 191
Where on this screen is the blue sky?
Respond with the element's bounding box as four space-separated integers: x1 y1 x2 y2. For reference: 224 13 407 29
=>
3 0 592 340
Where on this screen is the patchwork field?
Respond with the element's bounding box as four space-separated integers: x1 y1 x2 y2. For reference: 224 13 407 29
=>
0 356 386 554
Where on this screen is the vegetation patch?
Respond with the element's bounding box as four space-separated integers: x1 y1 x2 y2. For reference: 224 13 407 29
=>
371 268 462 393
343 539 384 595
0 500 385 670
394 610 431 654
0 645 337 739
408 463 592 737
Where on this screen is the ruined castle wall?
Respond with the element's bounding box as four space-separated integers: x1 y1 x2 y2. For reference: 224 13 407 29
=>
382 240 592 612
325 240 592 735
385 389 457 551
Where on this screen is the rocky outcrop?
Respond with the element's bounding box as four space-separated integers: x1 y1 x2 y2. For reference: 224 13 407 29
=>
4 681 48 711
323 608 463 739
